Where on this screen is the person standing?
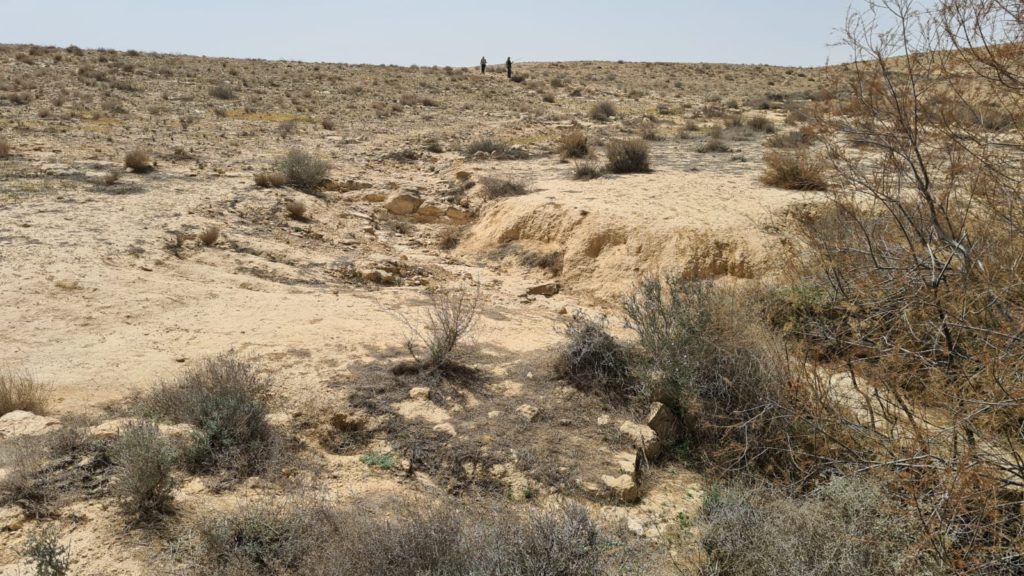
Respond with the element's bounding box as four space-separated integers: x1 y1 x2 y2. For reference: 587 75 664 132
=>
506 56 513 79
480 56 487 74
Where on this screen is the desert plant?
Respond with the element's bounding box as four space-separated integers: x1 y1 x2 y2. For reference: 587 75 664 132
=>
761 150 828 190
139 354 272 474
605 139 650 173
573 161 603 180
111 420 176 517
254 171 286 188
103 168 123 186
321 118 336 130
590 101 617 122
198 226 220 246
700 478 937 576
696 138 732 153
401 284 480 370
765 129 814 148
746 114 776 133
124 147 154 173
284 199 307 220
275 149 329 192
479 176 531 199
554 312 634 399
463 137 526 160
208 82 235 100
0 368 49 415
558 130 590 159
23 526 70 576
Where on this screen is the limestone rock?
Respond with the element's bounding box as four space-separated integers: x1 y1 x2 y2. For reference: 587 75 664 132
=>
446 206 470 222
89 418 196 442
515 404 540 422
602 474 641 503
526 283 560 297
415 203 445 222
0 411 60 439
433 422 457 436
646 402 681 448
409 387 431 401
384 191 423 215
619 421 661 459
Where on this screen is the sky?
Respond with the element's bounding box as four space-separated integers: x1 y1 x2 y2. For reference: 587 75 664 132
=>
0 1 860 67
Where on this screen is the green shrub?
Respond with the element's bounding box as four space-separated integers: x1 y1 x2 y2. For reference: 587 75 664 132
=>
276 149 330 192
605 139 650 173
140 354 272 475
111 420 176 517
23 526 71 576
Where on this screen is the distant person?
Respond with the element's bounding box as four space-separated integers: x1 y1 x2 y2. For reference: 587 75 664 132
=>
480 56 487 74
506 57 513 79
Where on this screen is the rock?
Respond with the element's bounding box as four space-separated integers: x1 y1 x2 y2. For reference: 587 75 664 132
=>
526 283 560 297
602 474 641 503
597 415 610 426
384 191 423 215
619 421 661 460
432 422 457 436
409 387 431 401
487 410 502 419
626 515 646 537
364 192 387 202
0 411 60 439
266 412 293 428
89 418 196 441
515 404 539 422
416 204 445 222
0 505 25 531
446 207 470 223
646 402 681 447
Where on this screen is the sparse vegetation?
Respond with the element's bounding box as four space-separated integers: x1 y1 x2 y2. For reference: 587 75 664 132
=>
208 82 235 100
605 139 650 173
558 129 590 159
110 420 176 518
254 171 286 188
275 149 330 192
124 147 154 173
0 368 49 415
555 312 634 399
23 526 71 576
284 199 307 219
696 138 732 153
573 161 603 180
199 226 220 246
401 284 480 370
589 101 617 122
139 354 273 475
479 176 532 199
761 150 828 190
463 137 526 160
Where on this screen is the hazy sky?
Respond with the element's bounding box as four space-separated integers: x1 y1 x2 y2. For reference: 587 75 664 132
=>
0 1 859 67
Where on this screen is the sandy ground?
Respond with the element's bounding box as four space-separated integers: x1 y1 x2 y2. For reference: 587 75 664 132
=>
0 43 822 574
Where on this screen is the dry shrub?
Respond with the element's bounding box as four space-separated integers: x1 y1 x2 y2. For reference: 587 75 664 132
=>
208 82 235 100
124 147 154 173
0 369 49 415
554 312 635 400
700 478 937 576
438 225 462 250
190 497 632 576
746 114 776 133
0 137 10 158
605 139 650 173
761 150 828 190
558 129 589 159
696 138 731 153
276 149 329 192
254 171 286 188
765 129 815 148
479 176 532 199
401 284 480 370
321 118 336 130
284 199 307 220
139 354 273 475
111 420 176 518
590 101 617 122
624 278 811 474
103 168 124 186
198 226 220 247
573 161 603 180
463 137 527 160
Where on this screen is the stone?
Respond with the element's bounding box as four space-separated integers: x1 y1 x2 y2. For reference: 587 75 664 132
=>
89 418 196 441
0 411 60 439
526 283 560 297
602 474 641 503
446 206 470 222
416 203 445 221
0 505 25 531
433 422 457 436
266 412 293 428
619 421 661 459
515 404 539 422
626 515 646 537
364 192 387 202
409 387 431 401
384 191 423 215
646 402 681 447
597 415 610 426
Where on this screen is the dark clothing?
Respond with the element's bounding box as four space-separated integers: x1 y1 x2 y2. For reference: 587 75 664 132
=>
481 58 487 74
506 58 512 78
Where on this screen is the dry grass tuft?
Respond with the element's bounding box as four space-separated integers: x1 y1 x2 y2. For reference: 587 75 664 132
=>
276 149 330 192
590 101 617 122
761 150 828 191
111 420 176 518
558 129 590 159
254 171 286 188
573 161 603 180
284 199 307 220
124 147 154 173
0 368 49 415
401 284 480 371
479 176 532 199
208 82 236 100
605 139 650 173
